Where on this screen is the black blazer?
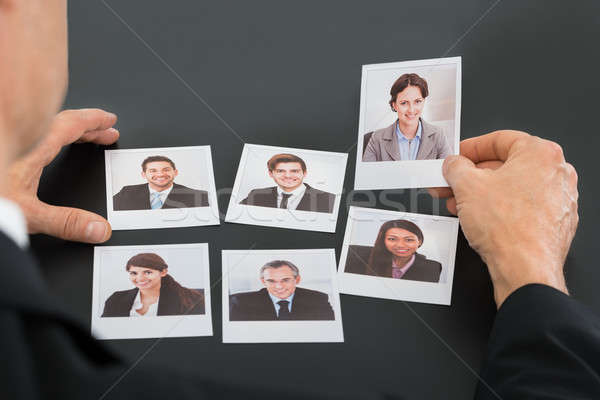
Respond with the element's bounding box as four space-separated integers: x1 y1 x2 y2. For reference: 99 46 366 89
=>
239 183 335 213
113 182 209 211
101 286 205 317
229 287 335 321
345 245 442 283
3 231 600 398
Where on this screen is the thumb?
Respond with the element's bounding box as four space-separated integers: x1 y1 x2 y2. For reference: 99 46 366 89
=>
36 203 112 243
442 155 480 197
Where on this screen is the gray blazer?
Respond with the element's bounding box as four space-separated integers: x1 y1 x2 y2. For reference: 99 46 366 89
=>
362 119 452 161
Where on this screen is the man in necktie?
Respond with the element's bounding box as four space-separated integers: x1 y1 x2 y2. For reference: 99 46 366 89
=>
229 260 335 321
239 153 336 213
113 155 210 211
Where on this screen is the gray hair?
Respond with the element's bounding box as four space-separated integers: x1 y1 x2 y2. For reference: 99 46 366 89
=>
259 260 300 279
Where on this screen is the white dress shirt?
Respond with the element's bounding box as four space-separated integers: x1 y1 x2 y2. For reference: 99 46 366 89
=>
148 184 174 208
0 197 29 249
129 290 159 317
276 184 306 210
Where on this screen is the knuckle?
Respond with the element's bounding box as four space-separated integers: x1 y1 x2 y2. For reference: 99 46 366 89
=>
544 140 564 161
61 209 80 240
566 162 578 183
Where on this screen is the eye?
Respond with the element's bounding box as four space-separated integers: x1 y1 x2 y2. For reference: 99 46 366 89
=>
415 99 423 104
129 271 137 276
282 278 292 283
144 271 152 275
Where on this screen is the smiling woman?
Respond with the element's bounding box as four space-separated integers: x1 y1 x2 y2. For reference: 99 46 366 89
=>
362 73 452 162
101 253 205 317
345 219 442 283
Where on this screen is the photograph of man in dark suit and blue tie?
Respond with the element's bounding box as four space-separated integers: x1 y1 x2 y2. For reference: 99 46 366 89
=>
239 153 335 213
113 155 209 211
229 260 335 321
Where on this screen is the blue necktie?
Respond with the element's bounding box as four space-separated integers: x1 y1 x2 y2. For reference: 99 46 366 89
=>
150 192 163 209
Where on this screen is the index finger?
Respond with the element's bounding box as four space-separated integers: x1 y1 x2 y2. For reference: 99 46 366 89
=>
30 109 118 166
51 108 118 146
460 130 530 163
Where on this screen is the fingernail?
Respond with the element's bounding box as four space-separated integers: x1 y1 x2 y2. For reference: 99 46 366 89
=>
442 156 457 174
107 112 117 119
85 221 107 243
108 128 119 134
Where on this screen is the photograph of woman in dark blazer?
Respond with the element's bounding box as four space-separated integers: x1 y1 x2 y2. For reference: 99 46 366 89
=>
362 73 452 162
101 252 205 317
346 219 442 282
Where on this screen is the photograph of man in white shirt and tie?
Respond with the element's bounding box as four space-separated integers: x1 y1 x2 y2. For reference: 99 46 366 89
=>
239 153 335 213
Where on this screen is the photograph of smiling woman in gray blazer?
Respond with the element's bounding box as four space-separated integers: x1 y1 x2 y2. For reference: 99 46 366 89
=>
362 73 452 162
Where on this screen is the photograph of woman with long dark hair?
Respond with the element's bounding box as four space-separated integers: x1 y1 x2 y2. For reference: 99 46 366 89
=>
101 252 205 317
347 219 442 282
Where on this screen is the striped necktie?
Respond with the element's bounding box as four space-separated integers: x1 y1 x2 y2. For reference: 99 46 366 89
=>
150 192 163 209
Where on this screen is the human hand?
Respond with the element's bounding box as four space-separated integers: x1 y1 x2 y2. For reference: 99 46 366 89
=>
441 131 578 307
4 109 119 243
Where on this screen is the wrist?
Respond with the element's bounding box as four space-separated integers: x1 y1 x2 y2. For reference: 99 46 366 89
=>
483 250 568 308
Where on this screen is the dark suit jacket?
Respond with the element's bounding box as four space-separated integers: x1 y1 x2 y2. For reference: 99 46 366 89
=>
101 287 205 317
229 287 335 321
345 245 442 283
239 183 335 213
3 231 600 398
113 183 209 211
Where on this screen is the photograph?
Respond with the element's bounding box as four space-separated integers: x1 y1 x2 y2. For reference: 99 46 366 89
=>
105 146 220 230
338 207 459 305
225 144 347 232
91 243 213 340
354 56 462 190
222 249 344 343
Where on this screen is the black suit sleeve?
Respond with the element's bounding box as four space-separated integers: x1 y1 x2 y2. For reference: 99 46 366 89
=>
475 284 600 399
229 294 242 321
112 190 123 211
101 292 118 317
321 296 335 320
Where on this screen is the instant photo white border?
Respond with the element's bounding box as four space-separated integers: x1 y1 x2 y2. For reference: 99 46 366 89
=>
354 57 462 190
338 207 459 305
105 146 220 230
222 249 344 343
225 144 347 233
91 243 213 340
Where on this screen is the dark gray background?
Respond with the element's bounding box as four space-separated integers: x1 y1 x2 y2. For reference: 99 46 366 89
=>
32 1 600 398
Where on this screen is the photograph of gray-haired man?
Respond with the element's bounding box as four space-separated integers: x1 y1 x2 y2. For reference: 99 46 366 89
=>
229 260 334 321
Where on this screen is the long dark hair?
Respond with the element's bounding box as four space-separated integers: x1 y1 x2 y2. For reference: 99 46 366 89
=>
126 253 202 314
367 220 424 276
